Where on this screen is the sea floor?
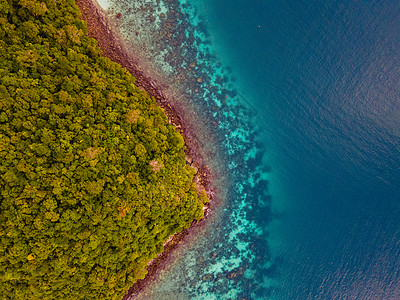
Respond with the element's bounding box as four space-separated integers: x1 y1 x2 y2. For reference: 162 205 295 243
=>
91 0 276 299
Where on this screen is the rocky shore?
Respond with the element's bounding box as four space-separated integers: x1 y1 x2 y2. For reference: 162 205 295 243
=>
74 0 214 298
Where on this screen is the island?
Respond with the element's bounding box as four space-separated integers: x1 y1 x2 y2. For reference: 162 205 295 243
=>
0 0 210 299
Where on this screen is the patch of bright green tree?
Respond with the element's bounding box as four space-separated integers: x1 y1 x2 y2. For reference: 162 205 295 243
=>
0 0 207 298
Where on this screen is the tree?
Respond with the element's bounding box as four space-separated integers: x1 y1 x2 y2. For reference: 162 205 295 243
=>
0 0 206 298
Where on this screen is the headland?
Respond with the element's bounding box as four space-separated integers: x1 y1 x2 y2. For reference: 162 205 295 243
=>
74 0 214 298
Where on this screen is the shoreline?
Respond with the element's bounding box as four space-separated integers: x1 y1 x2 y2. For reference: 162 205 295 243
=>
74 0 215 298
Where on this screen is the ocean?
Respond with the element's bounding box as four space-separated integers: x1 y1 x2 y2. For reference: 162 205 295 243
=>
96 0 400 299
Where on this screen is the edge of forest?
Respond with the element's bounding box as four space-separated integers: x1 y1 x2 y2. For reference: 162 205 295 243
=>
74 0 215 298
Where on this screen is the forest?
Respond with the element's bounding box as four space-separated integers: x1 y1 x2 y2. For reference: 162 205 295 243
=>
0 0 206 298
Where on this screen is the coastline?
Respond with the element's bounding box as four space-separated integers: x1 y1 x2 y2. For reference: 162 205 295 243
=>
74 0 214 298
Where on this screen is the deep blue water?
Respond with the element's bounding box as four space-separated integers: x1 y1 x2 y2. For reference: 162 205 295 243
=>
203 1 400 298
98 0 399 298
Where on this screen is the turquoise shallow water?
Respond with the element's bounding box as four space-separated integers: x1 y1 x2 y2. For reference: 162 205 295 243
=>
97 0 399 299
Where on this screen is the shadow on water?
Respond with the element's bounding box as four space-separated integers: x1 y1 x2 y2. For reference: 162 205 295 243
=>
100 0 280 298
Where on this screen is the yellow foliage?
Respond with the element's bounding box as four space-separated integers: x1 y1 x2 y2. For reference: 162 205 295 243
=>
65 24 82 44
126 109 140 123
82 147 102 160
27 253 35 261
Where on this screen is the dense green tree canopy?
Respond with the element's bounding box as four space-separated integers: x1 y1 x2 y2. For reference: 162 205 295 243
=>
0 0 205 298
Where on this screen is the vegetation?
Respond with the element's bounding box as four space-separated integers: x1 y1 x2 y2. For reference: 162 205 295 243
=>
0 0 205 298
